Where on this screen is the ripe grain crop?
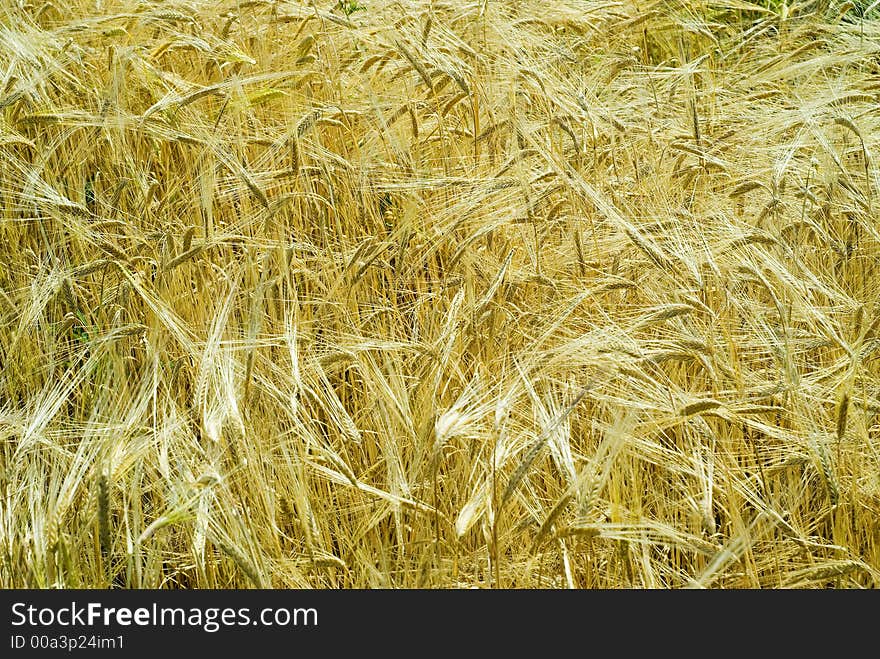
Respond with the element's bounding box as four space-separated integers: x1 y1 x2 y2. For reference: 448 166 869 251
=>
1 0 880 588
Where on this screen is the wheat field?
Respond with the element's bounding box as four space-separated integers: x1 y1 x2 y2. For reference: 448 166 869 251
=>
1 0 880 589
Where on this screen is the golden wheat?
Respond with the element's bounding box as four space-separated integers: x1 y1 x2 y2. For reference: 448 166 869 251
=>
1 0 879 589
